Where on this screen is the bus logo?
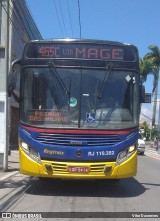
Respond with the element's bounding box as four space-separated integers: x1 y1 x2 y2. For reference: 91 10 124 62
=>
70 141 83 145
75 149 83 157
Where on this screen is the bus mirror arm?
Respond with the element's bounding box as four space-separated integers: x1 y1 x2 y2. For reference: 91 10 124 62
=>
8 59 21 103
8 84 20 103
12 59 21 67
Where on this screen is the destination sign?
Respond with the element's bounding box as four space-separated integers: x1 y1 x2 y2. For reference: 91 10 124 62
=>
26 43 125 61
28 110 70 124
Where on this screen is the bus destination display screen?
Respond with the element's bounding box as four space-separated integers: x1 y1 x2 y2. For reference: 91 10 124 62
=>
26 43 126 61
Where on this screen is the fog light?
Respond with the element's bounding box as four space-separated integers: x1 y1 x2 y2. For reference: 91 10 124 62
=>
104 166 112 173
45 164 53 173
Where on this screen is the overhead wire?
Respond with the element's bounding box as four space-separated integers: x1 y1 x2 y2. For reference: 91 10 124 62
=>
1 1 26 67
1 0 43 66
53 0 76 38
10 0 31 40
53 0 64 37
18 0 42 39
3 0 81 41
53 0 85 38
1 1 25 45
8 2 26 34
141 113 152 120
2 0 41 44
66 0 74 37
77 0 82 38
58 0 67 36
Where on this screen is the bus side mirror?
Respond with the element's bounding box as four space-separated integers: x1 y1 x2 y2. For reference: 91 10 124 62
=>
140 85 145 103
144 93 151 103
8 59 21 103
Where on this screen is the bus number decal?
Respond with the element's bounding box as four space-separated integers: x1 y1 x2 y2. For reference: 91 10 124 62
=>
88 151 115 156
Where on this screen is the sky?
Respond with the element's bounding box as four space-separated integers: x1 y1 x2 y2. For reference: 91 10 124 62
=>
26 0 160 124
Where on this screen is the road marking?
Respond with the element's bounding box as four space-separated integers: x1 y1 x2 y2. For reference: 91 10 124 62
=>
145 151 160 160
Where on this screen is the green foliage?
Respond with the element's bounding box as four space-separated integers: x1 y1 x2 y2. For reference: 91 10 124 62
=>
151 127 158 140
140 121 158 140
140 45 160 127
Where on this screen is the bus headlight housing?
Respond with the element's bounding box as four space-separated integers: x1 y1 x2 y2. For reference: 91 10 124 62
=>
116 145 136 165
20 140 41 164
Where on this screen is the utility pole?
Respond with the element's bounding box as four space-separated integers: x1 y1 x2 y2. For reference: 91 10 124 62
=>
0 0 10 171
157 98 160 152
3 0 10 171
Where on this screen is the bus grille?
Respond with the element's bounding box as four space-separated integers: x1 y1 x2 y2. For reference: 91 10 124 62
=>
35 133 121 146
51 162 106 174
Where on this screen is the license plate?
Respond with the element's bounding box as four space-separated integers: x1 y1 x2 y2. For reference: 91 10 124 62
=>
68 166 89 173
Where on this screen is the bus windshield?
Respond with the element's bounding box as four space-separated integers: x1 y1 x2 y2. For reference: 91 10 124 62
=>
20 67 139 129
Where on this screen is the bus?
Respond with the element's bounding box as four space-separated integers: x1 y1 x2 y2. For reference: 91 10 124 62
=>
10 39 145 180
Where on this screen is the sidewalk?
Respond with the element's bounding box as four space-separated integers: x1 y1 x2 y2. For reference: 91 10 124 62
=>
0 150 20 181
0 150 31 212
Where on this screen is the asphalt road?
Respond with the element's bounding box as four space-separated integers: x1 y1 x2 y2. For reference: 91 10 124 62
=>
1 154 160 221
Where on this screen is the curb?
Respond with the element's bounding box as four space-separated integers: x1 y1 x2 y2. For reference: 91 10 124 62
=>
0 171 19 181
0 176 32 212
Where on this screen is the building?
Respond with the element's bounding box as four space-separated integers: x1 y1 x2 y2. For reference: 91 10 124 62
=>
0 0 42 170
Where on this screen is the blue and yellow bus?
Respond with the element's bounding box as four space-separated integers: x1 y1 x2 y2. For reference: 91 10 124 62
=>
11 39 145 180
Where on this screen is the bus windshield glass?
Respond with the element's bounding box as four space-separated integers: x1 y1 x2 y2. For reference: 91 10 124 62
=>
20 67 139 129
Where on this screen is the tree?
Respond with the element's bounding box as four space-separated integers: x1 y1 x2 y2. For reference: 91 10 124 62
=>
139 57 152 83
144 45 160 127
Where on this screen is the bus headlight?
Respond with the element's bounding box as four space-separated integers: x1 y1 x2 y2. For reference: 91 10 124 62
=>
20 140 41 164
21 141 29 153
116 145 136 165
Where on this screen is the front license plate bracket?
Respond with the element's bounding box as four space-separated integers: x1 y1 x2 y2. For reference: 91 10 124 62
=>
68 166 89 173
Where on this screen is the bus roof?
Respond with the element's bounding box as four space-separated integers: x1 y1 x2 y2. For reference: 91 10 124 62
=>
27 38 134 47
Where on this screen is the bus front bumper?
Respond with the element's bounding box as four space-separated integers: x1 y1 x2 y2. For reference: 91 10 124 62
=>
19 148 137 179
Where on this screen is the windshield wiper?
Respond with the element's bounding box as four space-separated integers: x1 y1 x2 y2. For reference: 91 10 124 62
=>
97 64 113 99
48 60 69 94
